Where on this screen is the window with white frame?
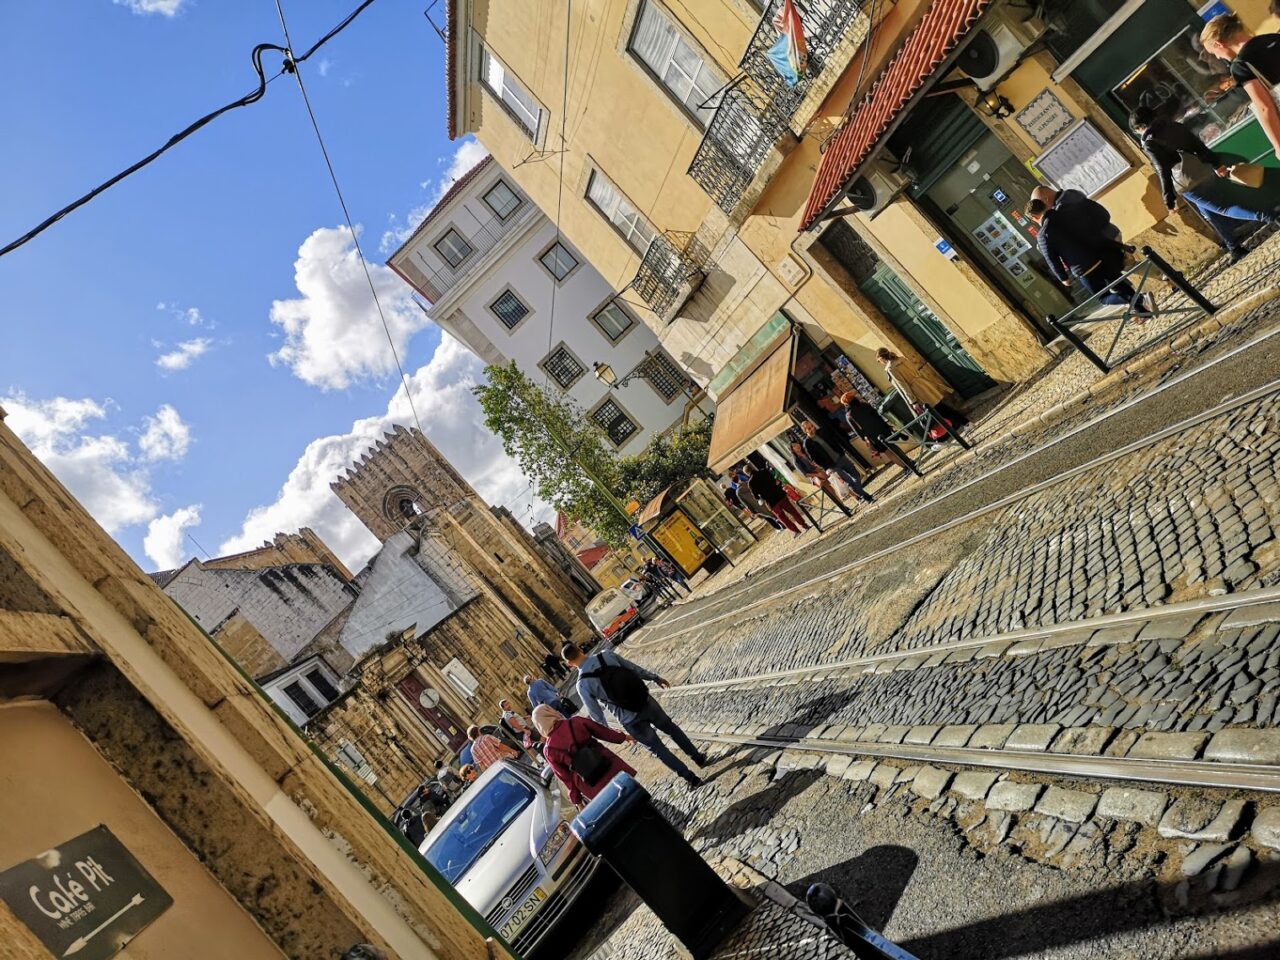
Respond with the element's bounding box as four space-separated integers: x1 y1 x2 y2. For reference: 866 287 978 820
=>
489 289 530 330
592 398 639 446
590 298 635 342
434 228 473 269
541 343 586 389
283 681 322 718
479 46 542 138
629 1 726 128
587 171 656 254
539 241 579 281
482 180 522 220
643 350 686 401
306 669 340 701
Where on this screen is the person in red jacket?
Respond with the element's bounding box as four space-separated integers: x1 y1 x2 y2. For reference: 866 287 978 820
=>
532 705 636 806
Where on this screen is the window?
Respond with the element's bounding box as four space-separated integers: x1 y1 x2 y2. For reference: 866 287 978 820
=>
483 180 522 220
643 350 685 401
283 681 321 718
538 241 579 281
591 298 635 342
498 640 518 659
587 171 656 253
629 1 726 128
306 669 340 701
479 46 542 138
489 289 530 330
434 228 473 269
592 398 638 446
541 343 586 389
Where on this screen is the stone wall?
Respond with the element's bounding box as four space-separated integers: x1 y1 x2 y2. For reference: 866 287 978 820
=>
214 610 287 678
201 527 354 581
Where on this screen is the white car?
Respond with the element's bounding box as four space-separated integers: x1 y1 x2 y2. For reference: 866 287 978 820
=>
418 759 601 955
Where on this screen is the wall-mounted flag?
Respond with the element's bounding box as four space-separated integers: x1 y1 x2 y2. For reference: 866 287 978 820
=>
767 0 809 87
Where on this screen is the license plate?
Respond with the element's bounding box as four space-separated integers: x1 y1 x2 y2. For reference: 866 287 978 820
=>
499 886 547 940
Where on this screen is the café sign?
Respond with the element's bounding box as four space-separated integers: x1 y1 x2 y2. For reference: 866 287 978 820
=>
0 826 172 959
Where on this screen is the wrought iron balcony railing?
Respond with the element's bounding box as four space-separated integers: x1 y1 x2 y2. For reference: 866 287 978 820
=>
690 0 867 215
631 232 706 320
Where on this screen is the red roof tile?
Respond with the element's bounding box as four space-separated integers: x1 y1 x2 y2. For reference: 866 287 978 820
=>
446 0 460 139
800 0 990 231
576 544 611 570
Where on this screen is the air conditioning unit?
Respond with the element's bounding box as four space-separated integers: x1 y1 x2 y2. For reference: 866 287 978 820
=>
847 158 909 217
957 7 1043 91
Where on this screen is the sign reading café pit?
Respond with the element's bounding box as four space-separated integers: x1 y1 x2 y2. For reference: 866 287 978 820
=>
0 826 172 959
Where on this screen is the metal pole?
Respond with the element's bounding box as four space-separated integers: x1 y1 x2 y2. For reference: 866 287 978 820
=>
1047 313 1111 374
1142 245 1218 315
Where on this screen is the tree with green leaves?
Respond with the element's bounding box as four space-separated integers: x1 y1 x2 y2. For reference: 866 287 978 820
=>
474 362 630 545
616 416 712 508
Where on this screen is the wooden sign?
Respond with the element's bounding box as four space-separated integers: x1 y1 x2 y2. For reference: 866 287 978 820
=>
0 826 172 960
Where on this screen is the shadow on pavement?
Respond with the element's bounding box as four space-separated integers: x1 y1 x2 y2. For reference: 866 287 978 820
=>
899 860 1280 960
786 844 919 934
692 767 826 848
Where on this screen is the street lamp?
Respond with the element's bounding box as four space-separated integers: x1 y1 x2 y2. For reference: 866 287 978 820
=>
592 353 652 390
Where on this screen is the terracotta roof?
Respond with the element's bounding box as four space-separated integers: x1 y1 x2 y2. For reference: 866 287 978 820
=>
385 153 493 264
576 544 611 570
799 0 990 231
446 0 460 139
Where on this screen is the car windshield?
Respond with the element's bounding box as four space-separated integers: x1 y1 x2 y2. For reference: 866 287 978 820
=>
424 769 535 884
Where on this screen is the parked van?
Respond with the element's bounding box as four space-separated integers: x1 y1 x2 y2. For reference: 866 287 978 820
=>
585 587 641 642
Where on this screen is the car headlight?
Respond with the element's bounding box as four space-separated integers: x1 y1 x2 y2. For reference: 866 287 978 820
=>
538 821 571 866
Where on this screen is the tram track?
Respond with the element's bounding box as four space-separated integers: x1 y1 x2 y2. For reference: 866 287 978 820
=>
632 325 1280 652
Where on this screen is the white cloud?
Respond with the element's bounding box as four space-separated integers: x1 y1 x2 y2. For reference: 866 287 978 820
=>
155 337 212 371
268 225 432 390
222 334 547 570
114 0 186 16
1 393 158 534
143 504 202 570
139 405 191 461
379 137 490 254
317 58 333 77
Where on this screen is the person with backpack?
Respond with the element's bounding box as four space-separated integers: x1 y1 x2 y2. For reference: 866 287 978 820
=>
532 704 636 806
562 642 707 788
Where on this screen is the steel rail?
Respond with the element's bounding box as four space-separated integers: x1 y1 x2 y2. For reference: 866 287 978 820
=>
631 345 1280 651
693 730 1280 794
662 585 1280 695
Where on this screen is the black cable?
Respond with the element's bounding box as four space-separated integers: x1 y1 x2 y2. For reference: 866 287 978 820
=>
0 1 380 260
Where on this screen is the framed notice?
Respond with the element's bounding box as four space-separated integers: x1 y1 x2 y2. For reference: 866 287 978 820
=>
1034 119 1131 197
1015 90 1075 147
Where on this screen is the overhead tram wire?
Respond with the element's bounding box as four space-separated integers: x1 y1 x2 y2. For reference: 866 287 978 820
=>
0 0 380 260
271 0 425 439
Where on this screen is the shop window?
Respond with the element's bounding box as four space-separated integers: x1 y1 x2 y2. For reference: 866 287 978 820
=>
1041 0 1127 64
591 398 639 446
1111 27 1250 145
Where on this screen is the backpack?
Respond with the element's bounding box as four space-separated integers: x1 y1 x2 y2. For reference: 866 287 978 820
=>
565 719 612 785
581 654 651 713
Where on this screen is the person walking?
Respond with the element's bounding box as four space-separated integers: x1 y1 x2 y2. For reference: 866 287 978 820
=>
657 557 690 594
541 652 569 682
799 421 873 505
726 472 783 530
790 440 852 517
563 642 707 788
732 467 784 528
1028 187 1152 318
524 673 578 717
875 349 968 429
840 391 921 477
744 462 810 535
533 704 637 807
499 698 540 747
466 725 520 771
1203 14 1280 159
640 559 679 604
1129 106 1276 262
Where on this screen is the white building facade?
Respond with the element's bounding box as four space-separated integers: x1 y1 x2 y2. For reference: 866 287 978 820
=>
388 155 692 456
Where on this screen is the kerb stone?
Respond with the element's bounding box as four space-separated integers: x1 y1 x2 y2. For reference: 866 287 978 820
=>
910 766 953 800
1158 797 1246 842
1127 731 1208 760
1251 806 1280 851
1005 724 1061 751
1097 787 1168 825
1035 786 1098 823
951 771 1001 801
986 781 1043 812
1204 729 1280 765
842 760 878 782
933 725 978 747
970 723 1017 749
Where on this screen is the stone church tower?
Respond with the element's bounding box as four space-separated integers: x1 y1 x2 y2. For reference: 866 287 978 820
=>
331 425 592 649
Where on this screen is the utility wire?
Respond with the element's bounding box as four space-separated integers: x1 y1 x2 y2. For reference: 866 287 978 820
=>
272 0 426 438
541 0 575 385
0 0 379 260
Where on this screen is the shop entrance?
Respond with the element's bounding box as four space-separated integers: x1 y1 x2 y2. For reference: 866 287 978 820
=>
890 94 1075 328
819 220 994 398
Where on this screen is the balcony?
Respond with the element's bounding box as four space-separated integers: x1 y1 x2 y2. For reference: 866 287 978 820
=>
631 232 707 321
407 202 536 304
688 0 867 217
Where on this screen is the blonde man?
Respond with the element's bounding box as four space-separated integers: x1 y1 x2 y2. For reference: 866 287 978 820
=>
1203 13 1280 157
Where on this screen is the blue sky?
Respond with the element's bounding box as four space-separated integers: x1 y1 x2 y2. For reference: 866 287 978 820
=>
1 0 537 571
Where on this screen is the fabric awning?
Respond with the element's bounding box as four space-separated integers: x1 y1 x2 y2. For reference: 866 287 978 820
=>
799 0 990 231
707 333 796 475
635 486 677 528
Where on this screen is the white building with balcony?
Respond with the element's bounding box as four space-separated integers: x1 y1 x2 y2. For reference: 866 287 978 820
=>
387 155 696 455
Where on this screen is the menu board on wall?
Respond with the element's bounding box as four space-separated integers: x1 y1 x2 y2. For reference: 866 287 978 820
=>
1034 119 1130 197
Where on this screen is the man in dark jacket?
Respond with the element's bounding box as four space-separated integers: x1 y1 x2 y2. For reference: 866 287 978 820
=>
840 392 921 478
1029 188 1151 316
744 462 809 534
799 420 873 503
1130 106 1275 262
